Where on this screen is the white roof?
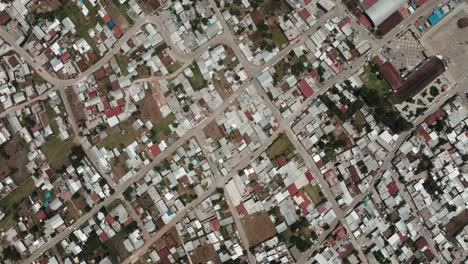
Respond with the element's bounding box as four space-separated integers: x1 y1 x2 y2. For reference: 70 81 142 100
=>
365 0 406 27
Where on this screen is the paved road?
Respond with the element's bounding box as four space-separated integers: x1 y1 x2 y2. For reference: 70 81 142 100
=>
297 83 466 263
121 197 151 241
0 16 152 87
4 0 453 262
21 71 256 263
0 88 58 118
195 132 257 264
59 87 118 189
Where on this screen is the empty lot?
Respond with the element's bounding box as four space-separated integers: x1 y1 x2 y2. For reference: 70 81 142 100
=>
420 2 468 83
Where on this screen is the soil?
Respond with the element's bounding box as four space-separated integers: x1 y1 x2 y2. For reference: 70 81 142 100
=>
106 3 130 32
65 89 87 123
0 136 29 184
203 121 224 141
138 92 163 124
242 212 277 246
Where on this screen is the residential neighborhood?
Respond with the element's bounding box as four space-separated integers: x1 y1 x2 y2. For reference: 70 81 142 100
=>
0 0 466 263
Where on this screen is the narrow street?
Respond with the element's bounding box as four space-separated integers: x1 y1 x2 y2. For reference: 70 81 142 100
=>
0 0 460 263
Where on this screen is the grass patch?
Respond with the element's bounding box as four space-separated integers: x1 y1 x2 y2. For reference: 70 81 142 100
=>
167 62 182 73
360 64 389 98
110 0 134 24
187 62 207 91
41 137 75 170
352 110 367 131
54 2 101 57
115 54 129 76
360 65 387 95
41 100 75 171
100 122 137 149
152 42 168 56
303 184 325 205
32 72 47 85
0 178 36 213
266 134 295 160
0 214 16 230
358 63 412 133
271 27 288 48
151 113 175 141
106 199 122 211
279 228 293 242
44 101 65 135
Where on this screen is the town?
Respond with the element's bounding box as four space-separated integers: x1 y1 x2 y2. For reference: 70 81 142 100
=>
0 0 466 263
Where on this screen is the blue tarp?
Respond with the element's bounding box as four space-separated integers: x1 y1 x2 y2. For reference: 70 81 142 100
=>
428 9 444 25
107 20 115 29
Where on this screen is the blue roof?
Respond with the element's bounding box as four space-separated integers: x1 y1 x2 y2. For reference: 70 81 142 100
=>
428 9 444 25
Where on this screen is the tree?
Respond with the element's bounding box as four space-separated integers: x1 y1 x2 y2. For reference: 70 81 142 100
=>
257 23 269 36
3 246 20 260
69 146 85 168
291 63 305 76
289 235 311 252
229 7 240 16
429 86 440 97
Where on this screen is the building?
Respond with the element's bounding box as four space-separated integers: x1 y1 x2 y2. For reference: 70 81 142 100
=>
364 0 406 27
379 62 404 90
395 56 446 103
428 9 444 25
377 11 404 34
0 10 11 25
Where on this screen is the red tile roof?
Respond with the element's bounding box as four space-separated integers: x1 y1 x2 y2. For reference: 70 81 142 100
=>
380 62 404 90
149 144 161 158
340 105 347 113
362 0 377 8
112 27 123 38
160 55 173 66
106 215 114 225
0 10 11 25
236 203 248 216
30 123 41 133
387 181 398 195
48 29 57 38
210 219 220 232
298 79 314 98
399 6 409 18
338 17 351 27
298 9 311 21
116 98 126 106
87 51 98 63
105 106 122 118
310 70 318 79
45 168 54 177
287 183 298 196
305 171 314 181
35 210 47 220
60 51 71 62
275 155 288 168
103 14 111 23
425 110 445 125
88 90 98 98
295 190 311 215
416 127 431 142
416 0 427 6
359 14 372 28
98 232 110 242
